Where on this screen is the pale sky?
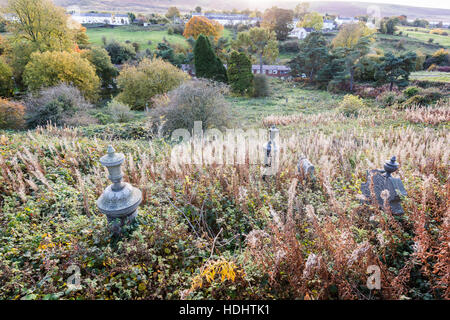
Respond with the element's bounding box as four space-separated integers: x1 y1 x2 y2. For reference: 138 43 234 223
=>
247 0 450 10
310 0 450 10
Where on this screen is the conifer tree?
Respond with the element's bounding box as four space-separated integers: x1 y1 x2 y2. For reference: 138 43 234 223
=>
194 34 227 83
227 51 253 95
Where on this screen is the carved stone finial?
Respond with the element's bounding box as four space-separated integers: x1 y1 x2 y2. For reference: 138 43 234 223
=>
360 156 407 215
384 156 399 176
97 146 142 235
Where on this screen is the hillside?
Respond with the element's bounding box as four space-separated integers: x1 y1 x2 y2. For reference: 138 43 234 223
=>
20 0 450 22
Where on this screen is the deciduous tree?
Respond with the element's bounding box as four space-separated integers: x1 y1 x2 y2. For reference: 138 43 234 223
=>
6 0 75 51
0 57 13 97
166 6 180 21
183 16 223 40
261 7 294 41
23 51 100 100
379 17 399 35
117 58 189 110
332 22 375 49
233 27 279 74
294 2 310 19
104 40 136 64
81 47 118 89
331 36 371 91
298 12 323 31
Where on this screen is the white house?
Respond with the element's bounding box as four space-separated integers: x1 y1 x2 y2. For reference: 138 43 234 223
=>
366 21 376 29
289 27 314 40
191 13 260 26
2 13 18 22
70 13 130 25
335 17 358 26
322 19 335 31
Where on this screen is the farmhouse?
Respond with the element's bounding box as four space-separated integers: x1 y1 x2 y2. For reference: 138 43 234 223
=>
191 13 260 26
181 64 292 79
289 27 315 39
335 17 358 26
70 12 130 25
322 19 335 31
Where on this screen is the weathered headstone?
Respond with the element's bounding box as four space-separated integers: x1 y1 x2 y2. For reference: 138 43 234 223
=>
262 126 279 179
360 156 407 215
97 145 142 235
297 155 315 181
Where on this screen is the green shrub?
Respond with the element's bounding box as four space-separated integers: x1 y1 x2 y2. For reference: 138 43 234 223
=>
377 91 399 107
403 95 426 107
23 51 100 101
0 98 25 129
252 74 270 97
339 94 365 117
354 54 382 82
403 86 420 98
403 88 445 107
104 40 136 64
81 47 119 89
422 88 444 104
105 100 134 123
149 79 231 135
25 84 96 128
0 58 13 97
81 122 153 140
117 57 189 110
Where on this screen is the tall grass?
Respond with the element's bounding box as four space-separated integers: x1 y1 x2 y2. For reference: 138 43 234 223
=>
0 103 448 299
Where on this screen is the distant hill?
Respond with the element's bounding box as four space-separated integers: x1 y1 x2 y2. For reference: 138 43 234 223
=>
3 0 450 22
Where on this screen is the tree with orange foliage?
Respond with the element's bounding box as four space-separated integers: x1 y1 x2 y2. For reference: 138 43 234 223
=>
183 16 223 40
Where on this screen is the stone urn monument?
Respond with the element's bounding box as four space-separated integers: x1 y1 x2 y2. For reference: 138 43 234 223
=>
97 145 142 235
360 156 407 215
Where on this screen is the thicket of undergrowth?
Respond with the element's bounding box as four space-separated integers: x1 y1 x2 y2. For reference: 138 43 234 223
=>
0 106 448 299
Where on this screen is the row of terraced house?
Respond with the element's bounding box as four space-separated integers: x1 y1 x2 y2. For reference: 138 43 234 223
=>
181 64 292 79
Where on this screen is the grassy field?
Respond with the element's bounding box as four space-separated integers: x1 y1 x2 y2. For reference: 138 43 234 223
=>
411 71 450 83
86 26 189 50
228 79 345 126
86 25 234 50
373 33 444 55
397 26 450 48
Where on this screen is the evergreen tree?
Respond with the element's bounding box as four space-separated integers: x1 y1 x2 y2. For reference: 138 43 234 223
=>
329 36 371 91
375 51 417 90
194 34 227 83
316 51 345 88
288 32 329 82
227 51 253 95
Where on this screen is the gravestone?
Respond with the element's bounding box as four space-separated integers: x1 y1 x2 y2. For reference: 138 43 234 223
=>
262 126 279 179
360 156 407 215
97 145 142 235
297 155 315 181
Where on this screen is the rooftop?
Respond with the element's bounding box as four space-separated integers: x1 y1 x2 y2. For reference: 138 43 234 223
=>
72 13 129 18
